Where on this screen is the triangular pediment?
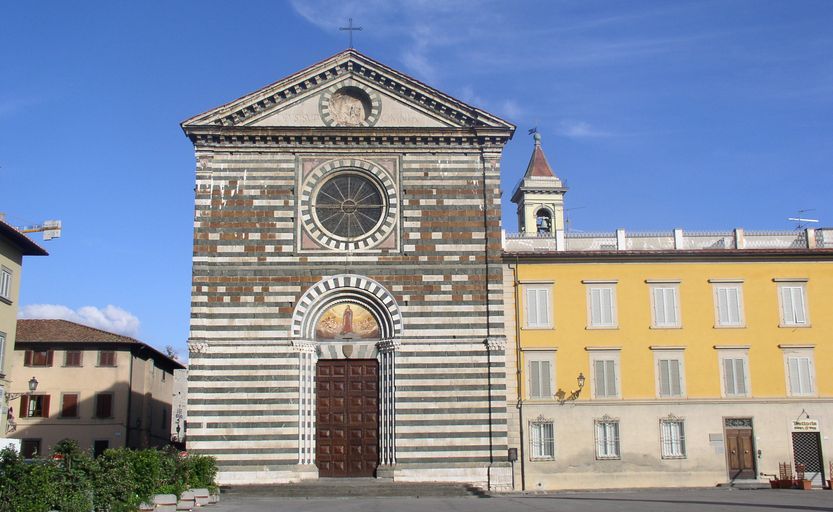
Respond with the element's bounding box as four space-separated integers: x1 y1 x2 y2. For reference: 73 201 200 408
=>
181 49 514 132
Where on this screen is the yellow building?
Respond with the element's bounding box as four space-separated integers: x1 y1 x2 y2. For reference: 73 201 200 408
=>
503 136 833 490
0 219 47 438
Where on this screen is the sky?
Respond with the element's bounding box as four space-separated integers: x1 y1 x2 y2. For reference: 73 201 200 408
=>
2 1 831 357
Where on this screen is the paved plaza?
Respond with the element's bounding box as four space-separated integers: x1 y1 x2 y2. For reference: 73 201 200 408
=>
215 487 833 512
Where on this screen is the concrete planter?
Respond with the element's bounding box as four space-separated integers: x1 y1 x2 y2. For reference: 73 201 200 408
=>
192 488 210 506
152 494 177 512
177 490 196 510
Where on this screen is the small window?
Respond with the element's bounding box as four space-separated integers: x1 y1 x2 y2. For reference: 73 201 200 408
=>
93 440 109 458
713 283 744 327
524 285 552 328
24 349 53 367
526 351 555 400
778 282 809 327
650 284 680 328
586 284 617 328
660 419 686 459
595 419 620 459
161 369 166 382
21 439 41 459
720 352 750 397
653 351 685 398
161 407 167 429
21 395 50 418
99 350 116 367
61 393 79 418
530 421 555 459
589 350 621 399
0 267 12 300
64 350 83 367
783 349 815 397
95 393 113 418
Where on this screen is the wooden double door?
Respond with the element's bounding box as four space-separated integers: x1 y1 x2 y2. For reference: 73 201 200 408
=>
725 427 756 480
316 359 379 477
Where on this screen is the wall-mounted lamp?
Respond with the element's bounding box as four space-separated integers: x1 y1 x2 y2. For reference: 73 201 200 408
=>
557 373 585 405
5 376 38 403
5 376 38 434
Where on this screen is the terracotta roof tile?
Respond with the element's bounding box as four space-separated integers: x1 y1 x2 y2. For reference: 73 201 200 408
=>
524 141 556 178
15 319 185 369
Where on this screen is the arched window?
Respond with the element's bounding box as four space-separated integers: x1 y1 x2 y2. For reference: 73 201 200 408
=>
536 209 552 234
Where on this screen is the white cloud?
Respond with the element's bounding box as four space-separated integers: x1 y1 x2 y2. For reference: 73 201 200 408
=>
19 304 141 338
557 120 613 139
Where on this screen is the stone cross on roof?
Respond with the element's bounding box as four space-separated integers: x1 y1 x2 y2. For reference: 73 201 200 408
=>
339 18 362 49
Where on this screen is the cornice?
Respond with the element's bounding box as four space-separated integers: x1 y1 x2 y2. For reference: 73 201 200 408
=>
184 126 513 149
503 248 833 263
182 49 515 133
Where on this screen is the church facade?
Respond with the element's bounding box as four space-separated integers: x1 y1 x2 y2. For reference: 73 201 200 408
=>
181 50 515 488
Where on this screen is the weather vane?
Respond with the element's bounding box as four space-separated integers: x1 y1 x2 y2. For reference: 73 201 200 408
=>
340 18 362 49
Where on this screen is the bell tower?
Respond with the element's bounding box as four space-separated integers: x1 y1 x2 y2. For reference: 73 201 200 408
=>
511 132 567 235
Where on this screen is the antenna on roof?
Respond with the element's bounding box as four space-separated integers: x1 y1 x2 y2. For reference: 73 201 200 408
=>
565 206 586 233
788 209 818 230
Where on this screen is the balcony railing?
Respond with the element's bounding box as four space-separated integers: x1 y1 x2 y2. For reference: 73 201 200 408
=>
503 228 833 253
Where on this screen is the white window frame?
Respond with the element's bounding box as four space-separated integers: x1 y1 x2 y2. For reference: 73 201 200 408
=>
711 280 745 328
594 418 621 459
588 348 621 399
776 280 809 328
0 331 6 374
523 283 553 329
529 420 555 460
648 281 681 328
584 281 617 329
781 346 815 397
0 266 11 301
660 418 686 459
652 348 686 398
717 348 751 398
525 350 555 400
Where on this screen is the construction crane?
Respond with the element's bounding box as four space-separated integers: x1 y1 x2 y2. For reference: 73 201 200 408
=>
0 214 62 241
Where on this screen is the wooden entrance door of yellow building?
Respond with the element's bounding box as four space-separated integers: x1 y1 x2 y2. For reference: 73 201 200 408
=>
725 419 756 480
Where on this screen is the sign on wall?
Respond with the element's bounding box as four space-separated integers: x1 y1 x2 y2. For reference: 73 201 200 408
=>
792 419 820 432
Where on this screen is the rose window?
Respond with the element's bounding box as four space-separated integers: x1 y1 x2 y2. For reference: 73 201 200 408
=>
312 173 386 240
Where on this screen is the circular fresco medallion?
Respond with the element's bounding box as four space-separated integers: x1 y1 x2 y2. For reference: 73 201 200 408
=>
319 79 381 127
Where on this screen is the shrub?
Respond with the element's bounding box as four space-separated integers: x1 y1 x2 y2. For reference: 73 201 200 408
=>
92 448 140 511
0 444 217 510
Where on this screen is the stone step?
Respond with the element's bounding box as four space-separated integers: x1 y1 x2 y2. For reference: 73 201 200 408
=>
221 479 488 498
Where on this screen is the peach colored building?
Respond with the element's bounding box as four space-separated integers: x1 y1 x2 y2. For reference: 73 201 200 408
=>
8 319 184 458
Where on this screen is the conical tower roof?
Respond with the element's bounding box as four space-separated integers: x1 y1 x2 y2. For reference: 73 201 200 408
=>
523 132 556 178
511 133 566 204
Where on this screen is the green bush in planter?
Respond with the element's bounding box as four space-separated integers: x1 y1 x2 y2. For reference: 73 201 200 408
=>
0 448 59 512
50 439 96 512
92 448 141 512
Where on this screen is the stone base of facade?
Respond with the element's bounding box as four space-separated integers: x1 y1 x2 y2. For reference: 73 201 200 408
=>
513 400 833 491
217 464 319 486
216 462 514 489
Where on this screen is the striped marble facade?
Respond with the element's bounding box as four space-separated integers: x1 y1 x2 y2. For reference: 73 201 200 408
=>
182 50 515 488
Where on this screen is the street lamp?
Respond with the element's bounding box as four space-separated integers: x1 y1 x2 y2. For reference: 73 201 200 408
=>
5 376 38 434
557 372 586 405
5 376 38 402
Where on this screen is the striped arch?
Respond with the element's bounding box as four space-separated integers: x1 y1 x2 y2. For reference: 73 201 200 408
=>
291 274 403 340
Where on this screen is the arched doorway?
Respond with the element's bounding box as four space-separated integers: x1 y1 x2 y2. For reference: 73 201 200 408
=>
291 275 402 477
